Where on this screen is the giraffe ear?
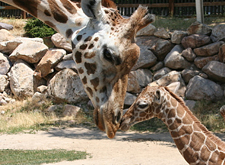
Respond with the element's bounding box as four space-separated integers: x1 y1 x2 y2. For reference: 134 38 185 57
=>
154 89 161 104
81 0 103 20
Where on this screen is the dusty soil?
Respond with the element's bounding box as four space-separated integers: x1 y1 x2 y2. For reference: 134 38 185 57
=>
1 127 224 165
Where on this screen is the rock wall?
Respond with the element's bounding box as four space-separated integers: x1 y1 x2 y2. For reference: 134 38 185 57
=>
0 21 225 110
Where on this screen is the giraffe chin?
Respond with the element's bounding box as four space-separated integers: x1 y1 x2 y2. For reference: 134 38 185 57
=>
104 120 119 139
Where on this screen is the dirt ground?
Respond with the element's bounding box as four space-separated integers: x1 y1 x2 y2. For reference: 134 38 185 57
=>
1 127 224 165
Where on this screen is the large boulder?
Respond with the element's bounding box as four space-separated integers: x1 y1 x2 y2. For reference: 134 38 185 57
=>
194 55 219 69
171 30 188 44
51 33 72 52
136 24 156 36
0 75 9 92
9 60 37 99
0 29 14 42
202 61 225 83
186 75 223 101
193 41 224 57
0 52 11 75
124 92 137 107
153 67 171 81
47 69 88 103
218 43 225 62
181 48 196 62
210 24 225 42
154 27 170 39
34 49 65 78
181 65 200 84
164 45 191 70
181 34 211 49
187 21 211 35
0 22 13 30
149 71 186 97
9 41 48 63
55 60 77 72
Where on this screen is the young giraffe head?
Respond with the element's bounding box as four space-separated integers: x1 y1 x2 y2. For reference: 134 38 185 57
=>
72 0 155 138
120 86 171 131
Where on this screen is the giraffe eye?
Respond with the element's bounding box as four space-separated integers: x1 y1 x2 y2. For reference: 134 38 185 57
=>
137 101 149 110
103 48 113 62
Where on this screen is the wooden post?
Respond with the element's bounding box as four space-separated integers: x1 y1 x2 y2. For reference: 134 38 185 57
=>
169 0 174 17
195 0 204 23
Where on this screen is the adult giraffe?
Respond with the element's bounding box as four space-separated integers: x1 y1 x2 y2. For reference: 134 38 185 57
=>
1 0 155 138
120 86 225 164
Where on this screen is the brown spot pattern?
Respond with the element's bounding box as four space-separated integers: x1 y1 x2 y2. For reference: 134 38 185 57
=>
94 37 99 42
71 41 76 49
86 87 93 97
80 44 88 50
183 147 198 163
84 52 95 59
75 51 82 63
84 62 97 75
76 35 82 41
90 77 99 91
82 76 87 84
66 29 73 38
78 67 84 74
88 44 94 49
48 0 68 23
84 36 92 42
60 0 77 14
44 10 51 16
13 0 40 17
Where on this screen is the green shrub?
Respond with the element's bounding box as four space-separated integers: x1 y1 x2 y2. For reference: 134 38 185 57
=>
24 18 56 38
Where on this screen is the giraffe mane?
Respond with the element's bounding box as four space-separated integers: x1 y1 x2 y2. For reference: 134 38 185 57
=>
164 86 225 149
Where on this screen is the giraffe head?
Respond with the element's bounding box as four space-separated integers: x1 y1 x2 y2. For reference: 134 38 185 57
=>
120 86 168 131
71 0 155 138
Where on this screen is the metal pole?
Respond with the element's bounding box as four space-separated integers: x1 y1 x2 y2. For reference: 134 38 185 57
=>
196 0 204 23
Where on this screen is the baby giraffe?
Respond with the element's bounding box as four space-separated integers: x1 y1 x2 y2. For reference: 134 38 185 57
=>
120 85 225 165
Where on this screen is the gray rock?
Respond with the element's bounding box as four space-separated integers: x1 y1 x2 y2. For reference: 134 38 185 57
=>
9 41 48 63
187 21 212 35
171 30 188 44
51 33 72 52
55 60 77 72
34 49 65 78
32 92 47 105
47 69 88 104
194 41 224 57
63 104 80 117
153 67 171 81
0 22 13 30
181 34 211 49
9 60 37 99
219 43 225 62
0 40 22 54
0 53 11 75
0 75 9 92
0 29 14 42
127 72 141 94
132 69 153 87
186 75 223 101
124 92 137 107
136 24 156 36
149 71 186 97
154 27 170 39
181 48 196 62
164 45 191 70
37 85 48 94
194 55 219 69
132 49 157 70
150 61 164 72
210 24 225 42
202 61 225 83
181 65 200 84
184 100 196 112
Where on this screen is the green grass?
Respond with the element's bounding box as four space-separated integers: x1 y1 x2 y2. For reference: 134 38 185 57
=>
152 16 225 31
0 149 89 165
131 99 225 133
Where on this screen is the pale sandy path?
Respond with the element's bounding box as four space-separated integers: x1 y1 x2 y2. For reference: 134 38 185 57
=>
1 127 224 165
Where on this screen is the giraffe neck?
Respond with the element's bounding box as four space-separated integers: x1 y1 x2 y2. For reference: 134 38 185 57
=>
2 0 88 40
157 89 225 164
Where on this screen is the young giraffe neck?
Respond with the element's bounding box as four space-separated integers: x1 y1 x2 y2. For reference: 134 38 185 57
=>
157 88 225 165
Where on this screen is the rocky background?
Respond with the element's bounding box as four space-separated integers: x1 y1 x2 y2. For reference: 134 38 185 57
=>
0 21 225 113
